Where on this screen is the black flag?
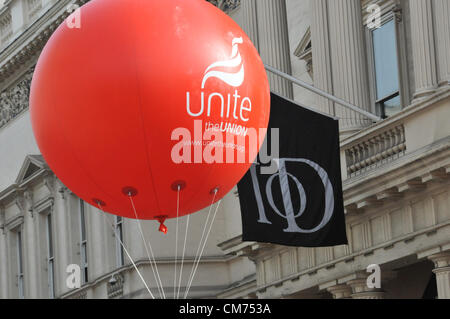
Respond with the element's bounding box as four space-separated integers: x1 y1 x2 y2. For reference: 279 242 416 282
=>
237 93 347 247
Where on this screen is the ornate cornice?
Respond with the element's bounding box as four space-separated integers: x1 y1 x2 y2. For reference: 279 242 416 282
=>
0 67 33 128
207 0 241 14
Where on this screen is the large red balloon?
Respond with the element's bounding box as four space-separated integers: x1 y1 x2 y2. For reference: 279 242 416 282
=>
30 0 270 220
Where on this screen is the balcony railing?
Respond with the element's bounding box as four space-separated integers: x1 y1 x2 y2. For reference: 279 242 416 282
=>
344 124 406 178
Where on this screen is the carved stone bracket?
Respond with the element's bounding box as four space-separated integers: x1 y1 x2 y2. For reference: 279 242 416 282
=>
107 273 125 299
0 205 4 235
24 189 34 217
43 173 56 194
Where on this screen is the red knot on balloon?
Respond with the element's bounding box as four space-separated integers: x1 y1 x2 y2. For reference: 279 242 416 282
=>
122 186 138 197
93 198 106 208
171 181 186 192
210 187 220 195
155 216 168 234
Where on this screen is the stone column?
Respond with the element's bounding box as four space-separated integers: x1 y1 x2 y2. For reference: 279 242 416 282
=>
409 0 438 98
428 252 450 299
241 0 259 51
432 0 450 86
256 0 293 98
326 284 353 299
310 0 334 116
327 0 372 134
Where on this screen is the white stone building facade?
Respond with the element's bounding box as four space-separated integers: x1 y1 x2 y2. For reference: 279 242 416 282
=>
0 0 449 299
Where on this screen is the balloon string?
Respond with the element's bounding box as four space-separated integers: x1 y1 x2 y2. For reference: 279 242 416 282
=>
174 186 181 299
183 192 219 299
128 196 166 299
177 213 190 299
96 203 155 299
183 192 217 299
184 199 222 299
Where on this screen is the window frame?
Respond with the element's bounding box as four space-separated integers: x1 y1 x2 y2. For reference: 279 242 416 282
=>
78 199 89 284
365 3 410 118
45 212 55 299
114 216 124 267
16 229 24 299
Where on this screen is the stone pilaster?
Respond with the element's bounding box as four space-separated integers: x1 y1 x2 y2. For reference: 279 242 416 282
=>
432 0 450 86
0 206 7 298
241 0 259 51
310 0 334 116
410 0 438 98
327 0 372 133
54 181 70 296
90 206 108 280
256 0 293 98
428 252 450 299
23 190 39 298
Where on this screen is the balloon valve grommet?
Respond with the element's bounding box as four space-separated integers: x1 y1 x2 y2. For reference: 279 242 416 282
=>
210 187 220 195
122 186 138 197
93 198 106 207
171 180 186 192
155 216 168 234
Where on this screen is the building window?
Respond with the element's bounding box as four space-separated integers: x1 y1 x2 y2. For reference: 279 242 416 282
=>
79 199 88 284
114 216 124 267
16 230 24 299
372 19 401 118
46 213 55 298
365 2 410 119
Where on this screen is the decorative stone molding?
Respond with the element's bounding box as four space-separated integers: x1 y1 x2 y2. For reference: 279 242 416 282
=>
344 125 406 178
207 0 241 14
33 196 54 215
5 214 24 231
107 273 124 299
0 68 34 128
324 284 352 299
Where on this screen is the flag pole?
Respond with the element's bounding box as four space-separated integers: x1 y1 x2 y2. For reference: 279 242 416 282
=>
264 64 382 122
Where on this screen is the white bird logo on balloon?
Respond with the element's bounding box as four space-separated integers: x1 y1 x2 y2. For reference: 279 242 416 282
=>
201 37 244 89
